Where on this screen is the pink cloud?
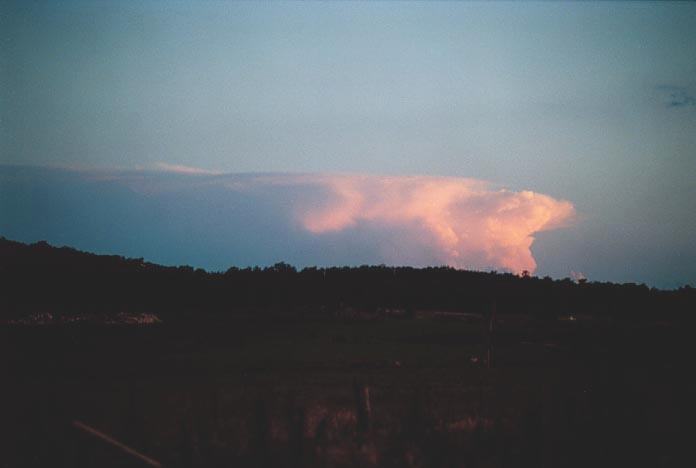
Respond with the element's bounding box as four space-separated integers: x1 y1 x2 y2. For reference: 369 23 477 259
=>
288 175 575 273
102 170 575 273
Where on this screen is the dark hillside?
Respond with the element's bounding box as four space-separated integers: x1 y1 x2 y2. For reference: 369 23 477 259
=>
2 237 695 467
1 237 694 322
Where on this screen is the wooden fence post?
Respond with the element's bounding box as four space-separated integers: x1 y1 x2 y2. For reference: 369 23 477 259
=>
487 301 497 369
289 403 306 468
353 378 371 435
252 398 270 468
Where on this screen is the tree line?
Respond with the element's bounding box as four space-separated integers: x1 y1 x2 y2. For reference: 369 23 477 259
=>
1 237 693 322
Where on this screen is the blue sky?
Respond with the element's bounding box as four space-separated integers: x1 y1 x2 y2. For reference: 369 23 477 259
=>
2 1 695 287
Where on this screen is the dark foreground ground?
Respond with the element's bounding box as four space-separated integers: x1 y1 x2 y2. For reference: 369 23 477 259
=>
1 312 694 468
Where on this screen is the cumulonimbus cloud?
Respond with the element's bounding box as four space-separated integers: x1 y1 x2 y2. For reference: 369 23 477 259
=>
277 174 575 273
2 166 575 274
194 173 574 273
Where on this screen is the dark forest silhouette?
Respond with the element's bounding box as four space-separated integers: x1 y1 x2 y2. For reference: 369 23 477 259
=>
2 237 693 323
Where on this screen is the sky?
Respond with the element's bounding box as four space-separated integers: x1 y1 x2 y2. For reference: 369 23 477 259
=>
1 1 695 288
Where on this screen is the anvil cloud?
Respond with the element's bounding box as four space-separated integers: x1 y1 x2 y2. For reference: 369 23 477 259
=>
0 167 575 274
157 171 574 273
281 175 574 273
297 175 573 272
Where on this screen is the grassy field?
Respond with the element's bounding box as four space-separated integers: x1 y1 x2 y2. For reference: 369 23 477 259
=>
1 313 693 467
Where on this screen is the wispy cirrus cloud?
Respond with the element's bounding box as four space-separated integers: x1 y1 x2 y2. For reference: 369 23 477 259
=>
152 162 223 175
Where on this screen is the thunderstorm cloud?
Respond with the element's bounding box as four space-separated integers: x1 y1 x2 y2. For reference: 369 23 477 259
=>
1 166 575 273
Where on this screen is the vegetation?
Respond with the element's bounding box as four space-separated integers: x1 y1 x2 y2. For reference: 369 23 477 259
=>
1 237 693 467
1 237 693 322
